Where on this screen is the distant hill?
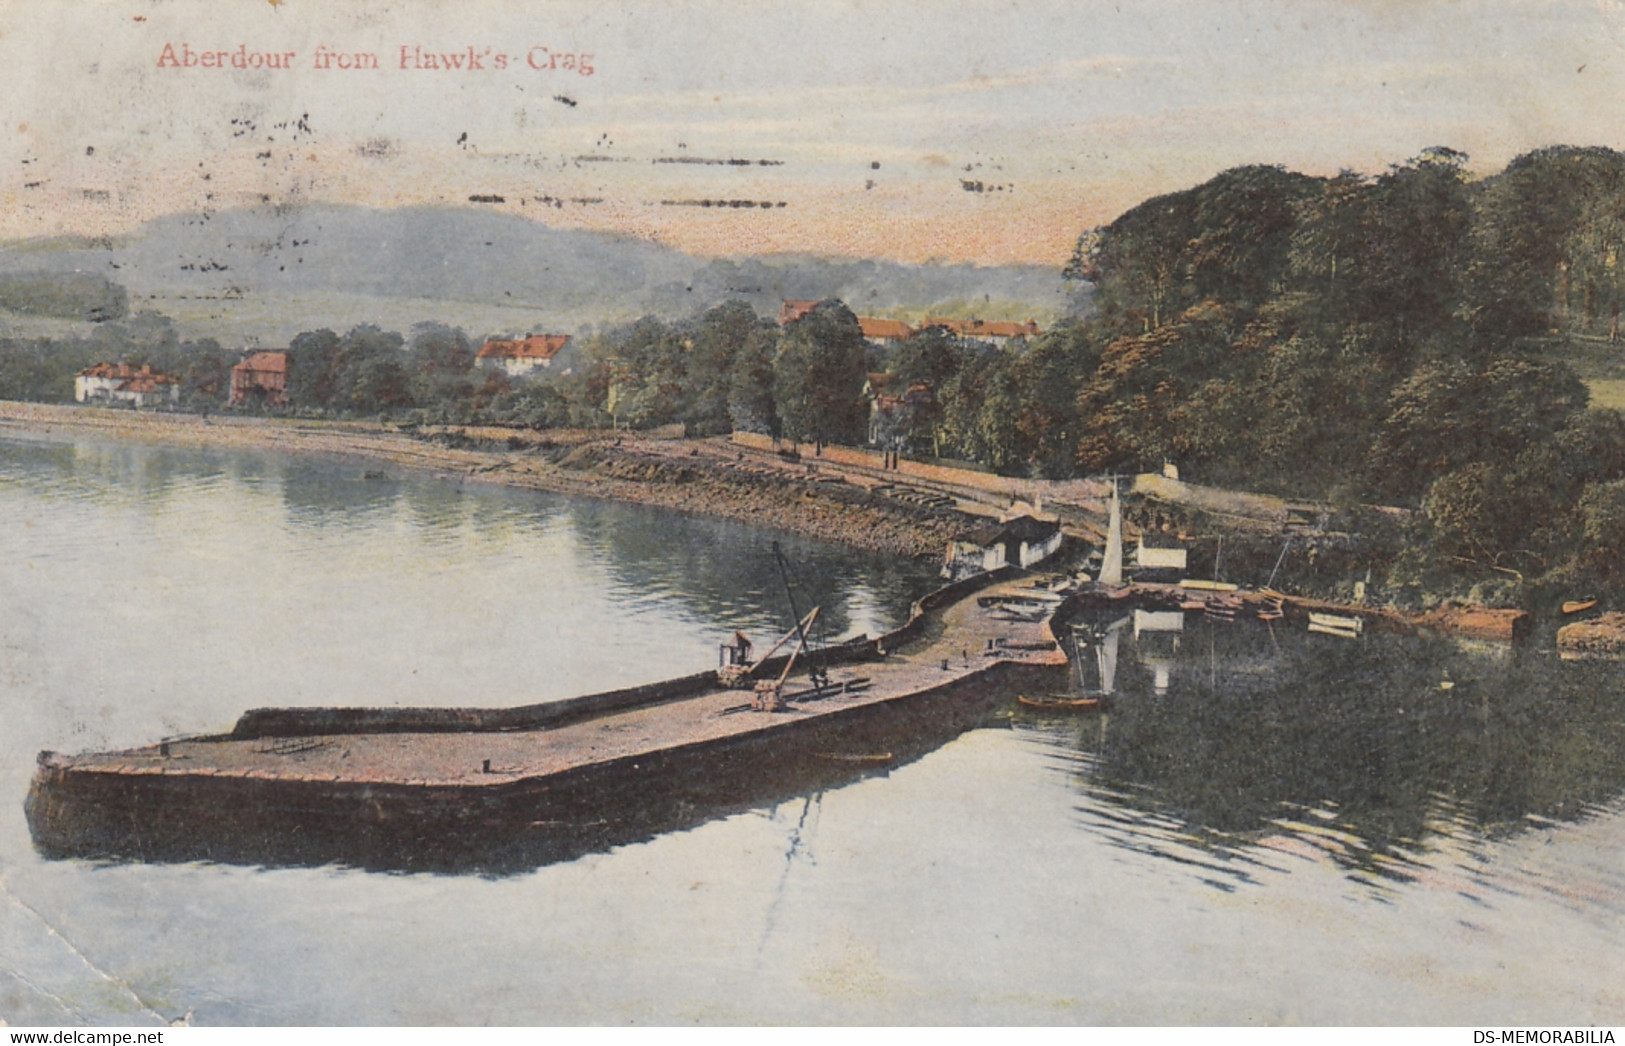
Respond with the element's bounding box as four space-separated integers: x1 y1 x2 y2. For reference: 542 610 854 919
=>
0 204 1078 344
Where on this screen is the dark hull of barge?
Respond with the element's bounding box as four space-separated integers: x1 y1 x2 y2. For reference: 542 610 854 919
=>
26 660 1057 875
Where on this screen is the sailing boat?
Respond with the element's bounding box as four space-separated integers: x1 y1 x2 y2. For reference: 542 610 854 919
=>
1097 476 1125 589
1018 615 1127 711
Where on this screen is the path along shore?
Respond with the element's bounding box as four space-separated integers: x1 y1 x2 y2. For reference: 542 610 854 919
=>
0 401 982 559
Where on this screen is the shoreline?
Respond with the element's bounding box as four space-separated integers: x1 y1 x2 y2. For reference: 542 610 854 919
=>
0 400 1559 648
0 401 971 559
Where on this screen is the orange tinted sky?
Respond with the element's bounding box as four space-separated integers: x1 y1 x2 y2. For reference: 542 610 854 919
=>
4 0 1625 266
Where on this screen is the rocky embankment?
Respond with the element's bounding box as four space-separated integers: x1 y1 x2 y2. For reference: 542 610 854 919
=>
537 441 966 557
0 403 968 559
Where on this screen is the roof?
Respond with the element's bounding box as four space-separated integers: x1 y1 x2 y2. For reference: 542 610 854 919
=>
858 317 913 341
995 515 1060 545
956 522 1007 547
923 318 1041 340
234 352 288 374
778 300 819 325
476 334 569 361
78 362 176 382
118 377 174 393
954 514 1059 549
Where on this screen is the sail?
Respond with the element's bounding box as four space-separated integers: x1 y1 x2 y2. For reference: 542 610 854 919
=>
1099 478 1124 588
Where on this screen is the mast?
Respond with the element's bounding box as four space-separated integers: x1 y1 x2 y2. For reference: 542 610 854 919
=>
772 541 821 674
1099 476 1124 588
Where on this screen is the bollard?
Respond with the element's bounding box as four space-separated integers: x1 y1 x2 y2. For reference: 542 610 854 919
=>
482 758 492 773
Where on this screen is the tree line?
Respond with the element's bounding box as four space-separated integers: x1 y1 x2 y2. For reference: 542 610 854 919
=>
12 144 1625 597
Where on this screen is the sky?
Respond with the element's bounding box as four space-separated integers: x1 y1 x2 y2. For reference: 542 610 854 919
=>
3 0 1625 266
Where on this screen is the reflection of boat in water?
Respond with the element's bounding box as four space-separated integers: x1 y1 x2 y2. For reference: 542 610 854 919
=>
1018 694 1110 712
1065 615 1130 697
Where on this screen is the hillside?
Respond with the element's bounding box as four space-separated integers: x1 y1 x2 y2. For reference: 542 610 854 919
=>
0 204 1076 343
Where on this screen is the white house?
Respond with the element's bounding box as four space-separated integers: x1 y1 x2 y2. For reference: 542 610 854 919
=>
75 363 180 407
476 334 571 377
942 515 1063 579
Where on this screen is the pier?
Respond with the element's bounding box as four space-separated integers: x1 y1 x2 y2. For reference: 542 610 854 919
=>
26 568 1069 872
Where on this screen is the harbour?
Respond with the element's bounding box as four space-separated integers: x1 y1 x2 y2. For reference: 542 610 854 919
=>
4 430 1625 1024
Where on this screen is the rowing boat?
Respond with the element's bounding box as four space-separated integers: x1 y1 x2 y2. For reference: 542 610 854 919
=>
1017 694 1111 712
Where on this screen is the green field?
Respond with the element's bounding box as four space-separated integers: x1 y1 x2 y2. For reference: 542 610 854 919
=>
1587 379 1625 410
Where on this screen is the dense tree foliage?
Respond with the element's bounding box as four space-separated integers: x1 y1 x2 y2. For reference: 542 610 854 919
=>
771 300 868 446
1058 145 1625 595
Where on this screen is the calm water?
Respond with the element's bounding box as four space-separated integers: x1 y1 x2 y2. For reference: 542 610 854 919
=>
2 431 1623 1025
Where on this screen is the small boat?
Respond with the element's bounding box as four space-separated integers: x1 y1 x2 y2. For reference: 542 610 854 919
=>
815 751 895 763
1308 611 1363 635
989 605 1048 623
1563 599 1599 615
1179 578 1240 592
1017 694 1111 712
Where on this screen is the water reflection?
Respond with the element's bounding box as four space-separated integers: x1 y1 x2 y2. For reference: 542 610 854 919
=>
1021 613 1625 893
0 432 938 648
560 499 935 642
280 466 405 525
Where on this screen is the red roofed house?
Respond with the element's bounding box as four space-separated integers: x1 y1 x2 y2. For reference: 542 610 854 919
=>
476 334 570 377
75 363 180 408
923 318 1041 347
857 317 914 347
229 352 289 406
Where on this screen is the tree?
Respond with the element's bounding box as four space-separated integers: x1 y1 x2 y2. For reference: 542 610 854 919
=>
1576 479 1625 584
772 300 867 446
1369 356 1587 500
728 325 780 435
1342 148 1473 355
685 301 771 436
1008 324 1094 477
285 329 343 409
1462 146 1625 339
1423 463 1538 566
883 325 966 455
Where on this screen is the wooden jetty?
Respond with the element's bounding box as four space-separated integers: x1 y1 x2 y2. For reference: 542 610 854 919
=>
26 569 1067 874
